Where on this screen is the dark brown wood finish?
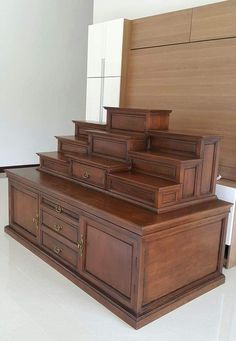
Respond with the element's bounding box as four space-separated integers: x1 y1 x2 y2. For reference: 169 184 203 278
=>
5 167 230 328
5 107 231 328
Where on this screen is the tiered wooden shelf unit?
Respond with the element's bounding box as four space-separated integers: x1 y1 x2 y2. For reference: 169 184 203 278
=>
5 107 231 329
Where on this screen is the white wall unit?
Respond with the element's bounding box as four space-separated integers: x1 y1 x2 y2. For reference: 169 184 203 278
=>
86 18 128 122
87 19 125 78
86 77 121 123
102 77 121 121
85 78 103 122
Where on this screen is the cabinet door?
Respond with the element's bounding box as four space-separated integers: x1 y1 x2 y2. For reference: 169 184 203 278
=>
9 182 39 244
85 78 103 122
102 77 121 122
104 19 124 77
78 216 137 309
87 22 106 78
87 19 124 78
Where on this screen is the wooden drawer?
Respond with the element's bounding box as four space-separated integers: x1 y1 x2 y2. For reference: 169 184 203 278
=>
41 195 80 224
41 210 79 244
42 232 78 268
71 161 106 188
59 141 88 154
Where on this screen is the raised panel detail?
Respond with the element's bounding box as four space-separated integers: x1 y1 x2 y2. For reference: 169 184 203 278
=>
11 185 38 239
82 222 133 299
143 221 222 305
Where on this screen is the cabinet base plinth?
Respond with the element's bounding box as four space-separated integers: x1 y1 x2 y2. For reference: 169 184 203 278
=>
5 225 225 329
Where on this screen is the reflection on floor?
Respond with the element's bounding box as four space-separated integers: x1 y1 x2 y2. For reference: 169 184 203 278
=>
0 177 236 341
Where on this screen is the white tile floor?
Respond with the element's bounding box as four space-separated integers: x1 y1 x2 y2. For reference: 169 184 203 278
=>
0 177 236 341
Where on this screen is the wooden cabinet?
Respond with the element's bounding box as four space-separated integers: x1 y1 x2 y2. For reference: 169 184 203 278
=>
9 182 39 244
78 216 138 309
5 168 230 329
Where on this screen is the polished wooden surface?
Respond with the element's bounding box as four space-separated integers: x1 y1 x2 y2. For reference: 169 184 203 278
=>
131 9 192 49
5 167 230 328
125 38 236 180
191 0 236 41
4 105 232 328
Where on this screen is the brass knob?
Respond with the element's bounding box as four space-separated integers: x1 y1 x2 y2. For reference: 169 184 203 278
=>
55 205 62 213
53 224 63 232
82 171 90 179
53 246 62 255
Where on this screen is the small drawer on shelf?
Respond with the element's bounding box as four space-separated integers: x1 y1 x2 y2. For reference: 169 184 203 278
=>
42 232 78 268
41 210 79 244
71 161 106 188
41 195 80 224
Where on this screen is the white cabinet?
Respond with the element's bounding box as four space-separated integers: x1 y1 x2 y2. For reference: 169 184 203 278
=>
85 78 102 122
86 18 129 122
87 19 125 78
86 77 121 123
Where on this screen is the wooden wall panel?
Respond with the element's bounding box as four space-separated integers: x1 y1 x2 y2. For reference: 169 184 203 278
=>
124 38 236 180
131 9 192 49
191 1 236 42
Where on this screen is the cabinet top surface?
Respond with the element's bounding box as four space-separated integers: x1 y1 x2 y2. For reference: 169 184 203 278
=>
7 168 231 236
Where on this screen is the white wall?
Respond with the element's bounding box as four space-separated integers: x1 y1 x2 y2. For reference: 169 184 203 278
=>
93 0 225 23
0 0 93 167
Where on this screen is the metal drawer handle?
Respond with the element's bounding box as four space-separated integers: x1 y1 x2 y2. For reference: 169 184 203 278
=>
53 246 62 255
53 224 63 232
82 171 90 179
55 205 62 213
77 235 84 256
32 214 39 230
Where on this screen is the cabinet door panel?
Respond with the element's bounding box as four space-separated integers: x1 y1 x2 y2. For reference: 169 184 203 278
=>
86 78 102 122
79 217 137 309
102 77 121 122
104 19 124 77
10 183 39 243
87 23 105 77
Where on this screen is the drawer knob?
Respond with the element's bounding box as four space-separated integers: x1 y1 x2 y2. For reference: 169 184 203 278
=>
82 171 90 179
55 205 62 213
53 224 63 232
53 246 62 255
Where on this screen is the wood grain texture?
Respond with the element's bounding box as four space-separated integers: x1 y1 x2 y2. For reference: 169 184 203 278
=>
124 38 236 180
191 0 236 42
131 9 192 49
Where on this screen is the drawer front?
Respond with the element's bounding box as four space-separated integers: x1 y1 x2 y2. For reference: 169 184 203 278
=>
41 158 69 176
41 210 79 244
72 161 106 188
108 177 155 206
41 195 80 224
42 232 78 268
59 141 88 154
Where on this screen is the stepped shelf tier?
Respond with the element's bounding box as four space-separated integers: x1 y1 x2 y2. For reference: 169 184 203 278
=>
5 107 230 329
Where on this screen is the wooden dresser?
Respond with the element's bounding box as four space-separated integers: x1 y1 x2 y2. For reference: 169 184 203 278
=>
5 107 231 329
